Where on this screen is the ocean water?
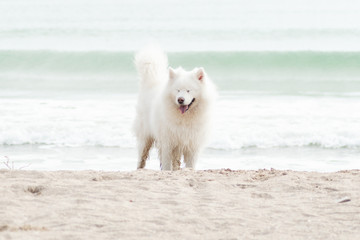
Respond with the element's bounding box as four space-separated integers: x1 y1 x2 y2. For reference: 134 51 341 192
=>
1 0 360 171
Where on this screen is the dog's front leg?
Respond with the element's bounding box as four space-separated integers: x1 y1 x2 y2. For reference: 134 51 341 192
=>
171 147 182 171
160 147 173 171
184 149 198 169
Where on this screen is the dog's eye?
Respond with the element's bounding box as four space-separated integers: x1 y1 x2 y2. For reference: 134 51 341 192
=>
177 90 180 92
187 90 190 93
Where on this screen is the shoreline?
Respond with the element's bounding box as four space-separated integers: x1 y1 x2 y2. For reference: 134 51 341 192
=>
1 168 359 239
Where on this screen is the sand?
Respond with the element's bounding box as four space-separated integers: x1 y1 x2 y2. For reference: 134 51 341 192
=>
0 168 359 240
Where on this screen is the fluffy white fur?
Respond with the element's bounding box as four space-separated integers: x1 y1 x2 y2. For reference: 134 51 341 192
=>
133 46 217 170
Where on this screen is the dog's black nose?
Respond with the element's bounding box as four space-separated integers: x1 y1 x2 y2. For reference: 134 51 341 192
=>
178 97 184 104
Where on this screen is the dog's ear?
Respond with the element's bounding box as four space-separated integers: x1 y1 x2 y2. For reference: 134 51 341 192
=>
169 67 176 80
195 68 205 81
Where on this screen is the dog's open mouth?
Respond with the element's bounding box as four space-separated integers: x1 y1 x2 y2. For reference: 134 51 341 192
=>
179 98 195 114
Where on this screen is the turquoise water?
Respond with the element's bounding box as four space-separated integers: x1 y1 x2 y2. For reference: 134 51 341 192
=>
1 0 360 171
2 51 360 93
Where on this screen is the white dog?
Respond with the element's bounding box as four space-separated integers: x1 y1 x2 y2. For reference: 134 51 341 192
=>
133 47 217 170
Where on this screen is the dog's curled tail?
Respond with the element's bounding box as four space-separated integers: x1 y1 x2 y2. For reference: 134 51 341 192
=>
134 46 168 87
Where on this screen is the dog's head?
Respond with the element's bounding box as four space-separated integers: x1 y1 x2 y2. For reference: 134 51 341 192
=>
167 67 206 114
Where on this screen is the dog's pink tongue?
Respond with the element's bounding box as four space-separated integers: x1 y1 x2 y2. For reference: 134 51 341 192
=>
180 105 188 114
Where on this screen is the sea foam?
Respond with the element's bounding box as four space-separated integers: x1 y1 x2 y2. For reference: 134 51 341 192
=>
1 94 359 150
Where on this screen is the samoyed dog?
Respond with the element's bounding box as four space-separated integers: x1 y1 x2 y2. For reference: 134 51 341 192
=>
133 47 217 170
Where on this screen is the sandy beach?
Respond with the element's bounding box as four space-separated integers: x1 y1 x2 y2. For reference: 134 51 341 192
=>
0 168 359 239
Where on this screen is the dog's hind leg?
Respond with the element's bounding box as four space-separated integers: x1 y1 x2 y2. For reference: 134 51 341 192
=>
137 137 154 169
